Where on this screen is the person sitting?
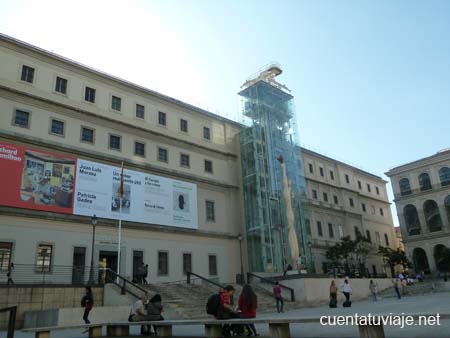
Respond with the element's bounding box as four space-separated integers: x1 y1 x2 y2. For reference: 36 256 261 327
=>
145 294 164 336
216 285 239 337
129 295 152 335
238 284 259 336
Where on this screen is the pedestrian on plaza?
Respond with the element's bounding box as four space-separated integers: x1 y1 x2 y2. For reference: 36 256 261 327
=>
238 284 259 336
273 281 284 313
392 278 401 299
143 264 149 284
329 280 338 308
369 280 378 302
7 262 14 285
137 262 145 284
340 278 352 303
81 286 94 324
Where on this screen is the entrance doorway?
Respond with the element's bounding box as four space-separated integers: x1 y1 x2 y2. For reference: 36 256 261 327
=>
99 250 118 283
133 251 144 283
72 247 86 284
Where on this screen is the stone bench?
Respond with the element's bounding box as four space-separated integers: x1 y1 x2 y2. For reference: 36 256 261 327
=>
23 313 450 338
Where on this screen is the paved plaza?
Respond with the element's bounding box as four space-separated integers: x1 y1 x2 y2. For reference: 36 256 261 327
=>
3 292 450 338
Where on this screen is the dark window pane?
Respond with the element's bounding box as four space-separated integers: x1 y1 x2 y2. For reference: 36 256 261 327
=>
205 160 213 173
439 167 450 187
158 251 168 276
158 111 166 125
203 127 211 140
317 221 323 237
81 127 94 143
135 142 145 156
208 255 217 276
206 201 215 221
109 135 121 150
333 195 338 204
319 167 324 177
55 77 67 94
330 171 334 180
136 104 145 119
51 119 64 135
111 96 121 111
158 148 168 162
345 174 350 183
323 193 328 202
36 244 52 272
14 110 30 128
180 119 188 132
399 178 412 195
328 223 334 238
85 87 96 103
21 65 34 83
308 164 313 174
180 154 190 167
0 242 13 271
183 253 192 275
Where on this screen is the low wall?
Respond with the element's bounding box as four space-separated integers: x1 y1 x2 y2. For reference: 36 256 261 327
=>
0 286 103 329
279 278 393 305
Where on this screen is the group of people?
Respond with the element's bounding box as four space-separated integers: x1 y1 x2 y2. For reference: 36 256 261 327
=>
129 294 164 335
329 278 353 307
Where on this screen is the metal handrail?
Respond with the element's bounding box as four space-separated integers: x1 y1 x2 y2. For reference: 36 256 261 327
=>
247 272 295 302
186 271 225 289
105 269 148 299
0 306 17 338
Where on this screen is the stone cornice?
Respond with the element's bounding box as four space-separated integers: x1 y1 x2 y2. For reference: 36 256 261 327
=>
386 150 450 177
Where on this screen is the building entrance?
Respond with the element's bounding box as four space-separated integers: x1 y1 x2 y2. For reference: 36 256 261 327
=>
99 250 118 283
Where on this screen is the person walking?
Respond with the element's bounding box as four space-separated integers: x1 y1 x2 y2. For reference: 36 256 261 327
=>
329 280 337 308
369 280 378 302
143 264 149 284
81 286 94 329
340 278 352 304
273 281 284 313
6 262 14 285
393 278 401 299
238 284 259 336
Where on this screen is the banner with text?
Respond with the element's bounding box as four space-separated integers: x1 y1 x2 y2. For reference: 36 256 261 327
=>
73 159 198 229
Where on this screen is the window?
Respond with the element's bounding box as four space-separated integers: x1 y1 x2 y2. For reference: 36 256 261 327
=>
375 232 381 244
206 200 215 222
345 174 350 184
81 127 94 143
354 226 360 238
323 192 328 202
317 221 323 237
158 111 166 126
338 225 344 239
157 251 168 276
319 167 324 177
439 167 450 187
180 119 188 132
136 104 145 119
403 204 421 235
358 181 362 189
36 244 53 272
180 153 190 167
111 96 121 111
328 223 334 238
182 253 192 275
330 171 334 180
399 178 412 196
361 203 366 212
367 184 371 192
305 219 311 235
384 234 390 246
376 186 380 195
349 198 354 207
204 160 213 173
13 109 30 128
209 255 217 276
50 119 64 136
312 190 318 199
203 127 211 140
333 195 338 204
308 164 313 174
380 208 384 216
0 242 13 271
371 206 376 215
109 134 121 150
366 230 371 243
54 76 68 94
21 65 34 83
134 142 145 157
84 87 96 103
158 148 168 162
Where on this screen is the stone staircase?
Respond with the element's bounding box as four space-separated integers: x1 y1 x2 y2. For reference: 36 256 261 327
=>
378 280 450 298
142 281 298 319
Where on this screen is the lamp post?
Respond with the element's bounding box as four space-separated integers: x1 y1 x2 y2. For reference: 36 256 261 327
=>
88 215 98 285
238 233 244 284
307 241 314 274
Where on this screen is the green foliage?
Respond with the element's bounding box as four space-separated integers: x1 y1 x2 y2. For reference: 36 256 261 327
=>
378 246 412 272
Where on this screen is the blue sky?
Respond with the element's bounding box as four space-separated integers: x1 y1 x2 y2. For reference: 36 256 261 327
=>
1 0 450 225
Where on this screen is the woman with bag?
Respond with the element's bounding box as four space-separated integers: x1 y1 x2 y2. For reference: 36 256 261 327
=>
329 280 337 308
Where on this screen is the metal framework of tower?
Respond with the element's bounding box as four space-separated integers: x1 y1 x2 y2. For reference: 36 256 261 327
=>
239 64 311 273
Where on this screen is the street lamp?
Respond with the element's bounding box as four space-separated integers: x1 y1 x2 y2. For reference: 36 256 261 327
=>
88 215 98 285
307 241 314 274
237 233 244 284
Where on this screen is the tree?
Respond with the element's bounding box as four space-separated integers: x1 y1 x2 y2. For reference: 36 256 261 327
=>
378 246 412 276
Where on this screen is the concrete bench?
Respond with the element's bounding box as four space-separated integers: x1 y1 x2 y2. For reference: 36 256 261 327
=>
23 313 450 338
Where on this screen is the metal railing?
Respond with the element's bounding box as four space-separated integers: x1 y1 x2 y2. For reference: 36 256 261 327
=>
105 268 148 299
0 264 99 286
0 306 17 338
247 272 295 302
186 271 225 289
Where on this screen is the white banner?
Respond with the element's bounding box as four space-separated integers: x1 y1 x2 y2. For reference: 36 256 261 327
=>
73 159 198 229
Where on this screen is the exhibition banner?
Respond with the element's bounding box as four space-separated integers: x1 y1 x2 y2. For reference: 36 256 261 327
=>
0 142 198 229
0 142 76 214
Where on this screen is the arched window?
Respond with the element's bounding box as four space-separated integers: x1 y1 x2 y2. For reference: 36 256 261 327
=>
440 167 450 187
433 244 450 273
419 173 432 191
413 248 430 274
445 195 450 224
423 200 443 232
399 178 411 196
403 204 421 235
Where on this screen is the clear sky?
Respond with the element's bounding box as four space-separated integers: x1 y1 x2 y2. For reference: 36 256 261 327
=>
1 0 450 226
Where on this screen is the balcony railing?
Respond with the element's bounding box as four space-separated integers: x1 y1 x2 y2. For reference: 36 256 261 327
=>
395 181 450 199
